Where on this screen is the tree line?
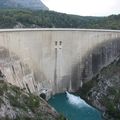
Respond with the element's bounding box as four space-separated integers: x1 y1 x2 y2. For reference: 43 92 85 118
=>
0 9 120 29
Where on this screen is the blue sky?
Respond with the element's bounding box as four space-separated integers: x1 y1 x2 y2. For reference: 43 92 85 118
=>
42 0 120 16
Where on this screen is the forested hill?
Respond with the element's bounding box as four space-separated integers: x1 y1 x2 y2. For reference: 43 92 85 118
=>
0 9 120 29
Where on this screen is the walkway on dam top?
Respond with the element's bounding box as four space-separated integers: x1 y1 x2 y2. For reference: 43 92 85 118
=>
0 28 120 33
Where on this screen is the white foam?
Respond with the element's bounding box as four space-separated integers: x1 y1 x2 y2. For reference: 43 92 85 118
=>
66 91 92 108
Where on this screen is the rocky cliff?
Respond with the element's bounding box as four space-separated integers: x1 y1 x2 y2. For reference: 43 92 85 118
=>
0 47 52 100
0 0 48 10
0 45 66 120
0 78 65 120
78 57 120 120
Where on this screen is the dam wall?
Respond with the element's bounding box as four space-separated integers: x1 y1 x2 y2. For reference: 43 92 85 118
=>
0 29 120 97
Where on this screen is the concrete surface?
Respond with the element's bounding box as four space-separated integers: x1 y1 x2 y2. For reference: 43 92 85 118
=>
0 28 120 97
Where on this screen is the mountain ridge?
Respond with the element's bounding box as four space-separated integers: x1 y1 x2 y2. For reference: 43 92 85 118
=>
0 0 49 10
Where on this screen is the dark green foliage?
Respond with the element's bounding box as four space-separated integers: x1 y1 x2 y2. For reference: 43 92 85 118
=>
6 88 40 112
57 114 67 120
101 96 120 119
23 94 40 112
78 75 99 98
0 9 120 29
11 114 34 120
0 80 7 95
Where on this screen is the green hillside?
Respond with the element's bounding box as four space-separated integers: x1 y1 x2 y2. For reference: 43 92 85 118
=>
0 9 120 29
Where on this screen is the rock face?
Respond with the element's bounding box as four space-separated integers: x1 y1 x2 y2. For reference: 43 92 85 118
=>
0 47 37 92
0 47 51 100
79 57 120 120
0 80 62 120
0 0 49 10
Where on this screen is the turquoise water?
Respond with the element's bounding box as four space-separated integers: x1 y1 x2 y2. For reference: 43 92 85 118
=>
48 92 102 120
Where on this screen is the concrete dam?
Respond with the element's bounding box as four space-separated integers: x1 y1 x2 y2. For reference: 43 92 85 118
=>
0 28 120 98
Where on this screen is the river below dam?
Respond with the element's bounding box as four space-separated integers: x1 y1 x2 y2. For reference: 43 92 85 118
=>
48 92 102 120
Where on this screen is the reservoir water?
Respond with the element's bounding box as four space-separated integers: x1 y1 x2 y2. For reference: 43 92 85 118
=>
48 92 102 120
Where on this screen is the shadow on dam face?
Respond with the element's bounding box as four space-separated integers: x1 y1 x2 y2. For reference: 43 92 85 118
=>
71 38 120 91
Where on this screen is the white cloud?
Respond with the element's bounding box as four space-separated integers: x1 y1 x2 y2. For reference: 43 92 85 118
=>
42 0 120 16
